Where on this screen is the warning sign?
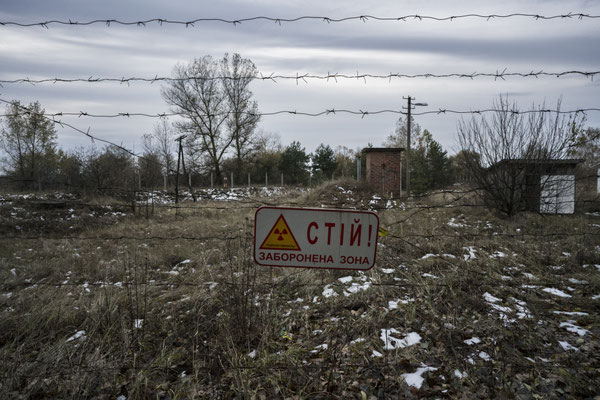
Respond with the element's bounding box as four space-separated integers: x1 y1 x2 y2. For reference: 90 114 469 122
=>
259 214 301 251
254 206 379 271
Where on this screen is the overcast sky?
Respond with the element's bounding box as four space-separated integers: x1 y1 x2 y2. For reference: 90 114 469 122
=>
1 0 599 156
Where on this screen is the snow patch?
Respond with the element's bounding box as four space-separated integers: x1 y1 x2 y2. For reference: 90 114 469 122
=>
558 341 579 351
454 369 467 379
322 285 338 298
542 288 572 298
311 343 328 353
402 365 438 389
483 292 501 303
372 350 383 358
380 329 421 350
553 311 589 316
463 246 477 261
560 321 590 336
67 330 86 342
464 337 481 345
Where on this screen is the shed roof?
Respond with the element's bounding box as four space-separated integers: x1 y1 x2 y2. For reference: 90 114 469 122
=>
488 158 584 171
362 147 405 153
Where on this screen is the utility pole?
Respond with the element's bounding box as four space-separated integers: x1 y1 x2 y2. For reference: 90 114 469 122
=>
402 96 428 196
175 135 197 204
175 136 182 204
405 96 412 196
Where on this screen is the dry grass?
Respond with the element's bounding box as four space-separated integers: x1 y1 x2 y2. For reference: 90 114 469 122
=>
1 183 599 398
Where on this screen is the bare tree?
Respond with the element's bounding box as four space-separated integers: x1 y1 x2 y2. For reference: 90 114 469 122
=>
457 96 584 215
0 100 57 189
144 118 176 176
162 56 230 183
221 53 261 177
161 54 260 184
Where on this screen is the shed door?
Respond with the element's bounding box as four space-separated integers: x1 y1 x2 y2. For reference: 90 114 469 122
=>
540 175 575 214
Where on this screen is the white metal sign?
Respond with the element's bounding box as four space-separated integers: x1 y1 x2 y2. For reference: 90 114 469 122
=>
254 206 379 270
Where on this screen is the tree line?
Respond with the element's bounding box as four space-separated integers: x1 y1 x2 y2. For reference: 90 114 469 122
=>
1 53 598 214
0 100 463 193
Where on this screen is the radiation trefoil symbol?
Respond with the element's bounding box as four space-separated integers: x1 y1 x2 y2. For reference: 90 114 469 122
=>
259 214 301 251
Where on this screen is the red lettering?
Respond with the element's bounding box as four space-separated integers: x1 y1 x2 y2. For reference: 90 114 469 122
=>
325 222 335 245
266 253 273 261
350 224 362 246
327 256 333 263
340 223 345 245
363 257 369 265
307 222 318 244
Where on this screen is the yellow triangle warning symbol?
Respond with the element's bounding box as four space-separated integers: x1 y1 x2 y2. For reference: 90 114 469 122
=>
260 214 301 251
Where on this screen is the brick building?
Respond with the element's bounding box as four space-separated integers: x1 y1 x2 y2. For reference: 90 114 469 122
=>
363 148 404 195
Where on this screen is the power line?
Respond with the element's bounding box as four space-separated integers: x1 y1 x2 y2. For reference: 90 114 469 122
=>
2 70 599 85
1 13 598 28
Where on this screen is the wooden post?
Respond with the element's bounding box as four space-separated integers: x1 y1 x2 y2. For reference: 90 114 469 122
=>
406 96 412 195
163 174 167 191
175 138 181 204
210 172 214 188
177 135 196 202
231 172 234 189
248 173 251 187
281 173 283 186
265 172 268 187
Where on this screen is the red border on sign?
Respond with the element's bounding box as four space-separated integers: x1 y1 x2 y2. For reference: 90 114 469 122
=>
253 206 380 271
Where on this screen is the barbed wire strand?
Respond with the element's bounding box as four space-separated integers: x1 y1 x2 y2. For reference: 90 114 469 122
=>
2 70 599 86
0 98 179 177
2 107 598 120
1 13 599 28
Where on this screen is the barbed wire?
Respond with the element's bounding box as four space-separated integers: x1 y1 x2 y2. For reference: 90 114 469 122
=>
1 228 598 242
0 98 179 177
2 357 592 383
1 276 592 295
1 13 599 28
2 70 599 86
2 107 598 120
